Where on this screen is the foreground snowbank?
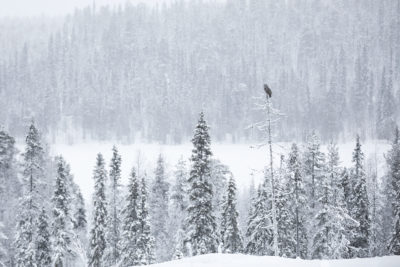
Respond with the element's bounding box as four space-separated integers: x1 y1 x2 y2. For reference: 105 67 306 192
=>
150 254 400 267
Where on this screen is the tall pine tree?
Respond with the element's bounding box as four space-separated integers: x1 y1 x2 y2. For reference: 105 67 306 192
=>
88 154 108 267
105 146 122 266
220 175 243 253
350 136 370 257
149 154 170 262
186 112 218 255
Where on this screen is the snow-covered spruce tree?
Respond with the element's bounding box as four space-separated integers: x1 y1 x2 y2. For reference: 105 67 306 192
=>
350 136 370 257
15 123 46 267
276 159 296 258
137 176 156 265
311 143 356 259
36 208 52 267
209 159 229 228
287 143 308 259
186 112 218 255
366 158 384 257
0 128 19 265
303 132 325 210
119 168 141 267
245 176 274 256
169 157 189 258
88 153 108 267
150 154 170 262
52 156 74 266
105 146 123 266
388 127 400 254
220 175 243 253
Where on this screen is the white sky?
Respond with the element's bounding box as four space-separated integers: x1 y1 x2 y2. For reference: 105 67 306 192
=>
0 0 168 18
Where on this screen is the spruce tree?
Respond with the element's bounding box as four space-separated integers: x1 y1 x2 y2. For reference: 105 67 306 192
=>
245 181 274 256
88 153 108 267
0 128 19 266
350 136 370 257
120 168 141 267
105 146 122 266
35 208 52 267
303 132 325 210
137 176 156 265
52 156 74 266
287 143 308 259
149 154 170 262
15 123 46 267
186 112 218 255
388 127 400 254
170 158 189 259
220 175 243 253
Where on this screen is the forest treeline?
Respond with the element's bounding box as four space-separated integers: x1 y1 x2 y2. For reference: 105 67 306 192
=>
0 112 400 266
0 0 399 143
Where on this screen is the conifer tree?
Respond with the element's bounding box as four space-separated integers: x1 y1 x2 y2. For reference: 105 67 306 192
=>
36 208 52 267
88 154 108 267
0 128 19 265
170 158 189 259
186 112 218 255
137 176 156 265
350 136 370 257
105 146 122 266
15 123 46 267
120 168 141 267
220 175 243 253
245 181 274 256
287 143 308 259
303 132 325 210
150 154 170 262
388 127 400 254
52 156 74 266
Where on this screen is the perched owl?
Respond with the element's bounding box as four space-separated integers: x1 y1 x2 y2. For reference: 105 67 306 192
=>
264 84 272 98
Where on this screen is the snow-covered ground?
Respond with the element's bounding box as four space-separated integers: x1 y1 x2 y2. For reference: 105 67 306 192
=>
150 253 400 267
49 141 390 201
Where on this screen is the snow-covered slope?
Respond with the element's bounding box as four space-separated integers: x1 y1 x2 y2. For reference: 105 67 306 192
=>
150 254 400 267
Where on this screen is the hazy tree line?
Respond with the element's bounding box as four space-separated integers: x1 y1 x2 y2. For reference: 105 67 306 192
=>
1 112 400 266
0 0 399 143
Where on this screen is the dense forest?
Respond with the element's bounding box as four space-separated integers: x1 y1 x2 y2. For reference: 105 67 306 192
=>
0 0 399 143
1 112 400 266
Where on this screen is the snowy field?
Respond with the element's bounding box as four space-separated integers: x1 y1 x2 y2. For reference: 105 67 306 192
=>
47 141 391 201
150 253 400 267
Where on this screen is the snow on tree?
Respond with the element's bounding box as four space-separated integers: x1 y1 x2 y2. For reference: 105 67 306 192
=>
245 179 274 256
137 175 156 265
15 123 47 267
88 153 108 267
287 143 308 259
220 175 243 253
350 136 370 257
311 143 357 259
105 146 123 266
186 112 218 255
0 128 19 265
119 168 141 267
275 157 296 258
35 208 52 267
209 159 229 226
149 154 171 262
387 127 400 255
303 131 325 210
52 156 75 266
